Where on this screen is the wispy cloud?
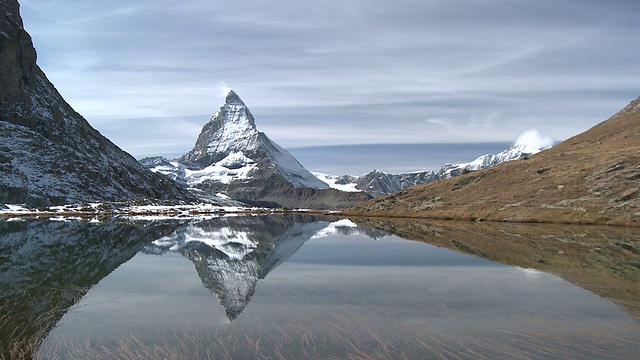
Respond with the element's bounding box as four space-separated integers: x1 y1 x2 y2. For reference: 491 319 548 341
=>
18 0 640 158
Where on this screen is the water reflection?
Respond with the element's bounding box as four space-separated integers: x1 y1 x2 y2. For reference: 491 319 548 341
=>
353 217 640 318
141 216 385 319
0 215 638 359
0 219 177 358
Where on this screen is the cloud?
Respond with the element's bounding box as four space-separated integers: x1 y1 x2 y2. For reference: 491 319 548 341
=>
425 118 451 126
514 130 555 149
16 0 640 159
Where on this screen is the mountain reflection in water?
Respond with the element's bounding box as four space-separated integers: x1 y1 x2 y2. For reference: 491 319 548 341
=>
0 215 638 359
140 216 383 319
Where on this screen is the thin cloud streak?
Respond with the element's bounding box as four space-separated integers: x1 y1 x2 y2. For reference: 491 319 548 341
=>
17 0 640 159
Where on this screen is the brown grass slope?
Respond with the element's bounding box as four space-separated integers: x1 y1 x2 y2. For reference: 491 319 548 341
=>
346 97 640 226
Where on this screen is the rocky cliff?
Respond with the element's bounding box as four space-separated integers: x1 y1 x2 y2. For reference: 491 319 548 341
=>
0 0 192 207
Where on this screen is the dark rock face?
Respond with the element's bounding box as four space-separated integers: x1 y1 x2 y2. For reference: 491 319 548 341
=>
355 170 437 198
0 0 192 207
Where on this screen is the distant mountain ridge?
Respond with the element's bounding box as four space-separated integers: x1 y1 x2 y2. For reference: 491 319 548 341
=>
0 0 192 207
316 130 553 197
141 90 370 209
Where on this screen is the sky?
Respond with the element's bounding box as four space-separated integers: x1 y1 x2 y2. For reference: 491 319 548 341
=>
18 0 640 162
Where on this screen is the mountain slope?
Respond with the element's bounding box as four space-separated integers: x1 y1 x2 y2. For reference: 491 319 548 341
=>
142 91 371 209
0 0 192 207
346 97 640 226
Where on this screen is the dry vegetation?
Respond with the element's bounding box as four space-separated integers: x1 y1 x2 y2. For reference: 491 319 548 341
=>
0 286 87 360
345 97 640 226
28 308 640 360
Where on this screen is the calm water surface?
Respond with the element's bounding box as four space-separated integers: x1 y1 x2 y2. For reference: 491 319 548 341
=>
1 215 638 359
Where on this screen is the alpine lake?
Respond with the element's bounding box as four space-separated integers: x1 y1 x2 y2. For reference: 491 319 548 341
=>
1 214 639 359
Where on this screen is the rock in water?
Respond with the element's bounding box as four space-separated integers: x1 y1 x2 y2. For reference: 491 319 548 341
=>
0 0 192 206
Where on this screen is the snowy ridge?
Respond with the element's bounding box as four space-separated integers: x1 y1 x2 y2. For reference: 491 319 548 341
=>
185 151 257 185
263 137 329 189
438 130 554 178
316 130 554 197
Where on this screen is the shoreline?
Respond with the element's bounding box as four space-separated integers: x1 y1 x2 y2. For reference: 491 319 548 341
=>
2 204 639 228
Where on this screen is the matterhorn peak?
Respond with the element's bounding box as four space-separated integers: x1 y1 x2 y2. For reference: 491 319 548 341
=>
225 90 246 106
216 89 256 129
145 88 371 209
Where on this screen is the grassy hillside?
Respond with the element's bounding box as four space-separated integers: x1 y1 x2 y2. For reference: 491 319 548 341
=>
345 97 640 226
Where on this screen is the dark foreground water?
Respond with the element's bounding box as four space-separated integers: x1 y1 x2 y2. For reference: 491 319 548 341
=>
1 215 638 359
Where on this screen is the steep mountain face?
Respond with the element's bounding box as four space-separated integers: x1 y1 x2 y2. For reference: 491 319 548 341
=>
142 91 370 209
317 134 552 198
0 0 192 207
351 170 438 198
347 97 640 226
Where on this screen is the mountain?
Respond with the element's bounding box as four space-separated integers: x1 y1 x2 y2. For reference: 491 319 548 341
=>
0 0 192 207
316 131 552 198
435 130 554 179
141 91 370 209
346 97 640 226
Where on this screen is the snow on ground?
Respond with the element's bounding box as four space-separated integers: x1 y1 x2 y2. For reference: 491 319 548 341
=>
3 204 30 212
185 152 258 185
0 201 325 222
312 173 359 192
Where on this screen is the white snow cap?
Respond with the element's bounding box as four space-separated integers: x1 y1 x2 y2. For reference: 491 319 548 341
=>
514 130 554 151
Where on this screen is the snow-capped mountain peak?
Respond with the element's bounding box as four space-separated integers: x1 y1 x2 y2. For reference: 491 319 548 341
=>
191 90 261 162
436 131 553 178
178 89 328 189
140 89 367 208
224 89 247 106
